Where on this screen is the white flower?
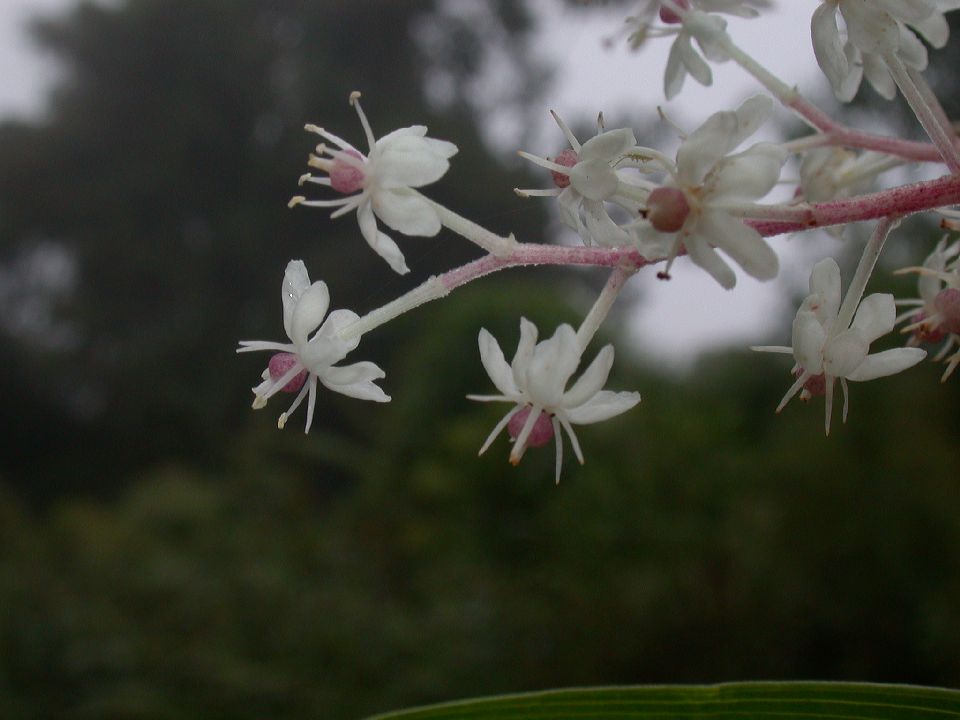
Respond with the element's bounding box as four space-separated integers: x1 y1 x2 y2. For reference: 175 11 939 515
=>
467 319 641 484
811 0 960 101
618 1 768 99
754 257 926 434
895 236 960 380
632 95 786 289
289 91 458 275
516 112 648 248
237 260 390 432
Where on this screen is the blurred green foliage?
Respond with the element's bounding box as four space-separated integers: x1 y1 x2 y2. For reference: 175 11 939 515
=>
0 1 959 719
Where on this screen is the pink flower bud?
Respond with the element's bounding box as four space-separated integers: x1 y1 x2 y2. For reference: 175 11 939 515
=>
659 0 690 24
551 148 578 189
507 406 554 448
268 353 308 393
329 149 366 194
646 187 691 232
934 287 960 334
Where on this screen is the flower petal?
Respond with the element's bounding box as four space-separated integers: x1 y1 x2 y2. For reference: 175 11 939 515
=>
478 328 519 396
684 230 737 289
290 280 330 347
357 201 411 275
812 2 849 93
851 292 896 342
512 318 539 390
562 344 614 409
709 142 786 202
808 257 842 321
375 132 458 189
823 328 869 378
321 361 391 402
846 347 926 381
697 210 778 282
372 187 441 237
301 308 361 370
282 260 313 341
526 324 581 407
563 390 641 425
579 128 637 162
792 309 827 374
569 159 620 201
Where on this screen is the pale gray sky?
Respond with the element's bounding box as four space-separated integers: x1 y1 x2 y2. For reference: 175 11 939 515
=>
0 0 839 367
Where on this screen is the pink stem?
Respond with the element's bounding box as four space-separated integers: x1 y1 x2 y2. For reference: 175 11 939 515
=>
750 172 960 236
788 95 954 163
440 246 651 293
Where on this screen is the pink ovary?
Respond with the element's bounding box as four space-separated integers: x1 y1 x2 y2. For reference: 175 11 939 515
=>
551 148 578 189
330 149 366 194
659 0 690 24
507 406 555 448
934 288 960 334
268 353 308 393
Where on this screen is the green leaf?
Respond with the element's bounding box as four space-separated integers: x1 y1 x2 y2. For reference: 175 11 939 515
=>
366 682 960 720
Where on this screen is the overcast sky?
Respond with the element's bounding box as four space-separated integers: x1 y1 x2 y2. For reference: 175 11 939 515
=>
0 0 834 368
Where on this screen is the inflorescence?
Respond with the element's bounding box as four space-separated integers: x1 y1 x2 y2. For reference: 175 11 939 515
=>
239 0 960 482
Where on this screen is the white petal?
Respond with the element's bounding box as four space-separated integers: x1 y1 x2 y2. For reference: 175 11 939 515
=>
697 210 778 281
676 110 738 186
840 0 901 55
684 231 737 289
512 318 539 390
357 201 410 275
289 281 330 347
730 95 773 148
375 133 457 189
895 24 929 69
812 3 849 93
526 324 581 407
321 361 391 402
835 43 865 102
579 128 637 162
846 347 927 381
911 11 949 47
664 38 688 100
876 0 935 23
300 308 360 370
678 33 713 87
792 310 827 374
582 199 630 247
563 390 641 425
569 160 620 201
562 344 614 409
851 292 896 343
372 187 441 237
478 328 519 396
282 260 312 340
709 142 786 202
809 257 842 320
823 328 869 378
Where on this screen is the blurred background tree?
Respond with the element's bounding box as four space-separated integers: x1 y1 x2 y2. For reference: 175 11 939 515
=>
0 1 958 719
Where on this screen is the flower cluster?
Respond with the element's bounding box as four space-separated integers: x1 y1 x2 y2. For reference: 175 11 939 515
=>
812 0 960 100
236 0 960 483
